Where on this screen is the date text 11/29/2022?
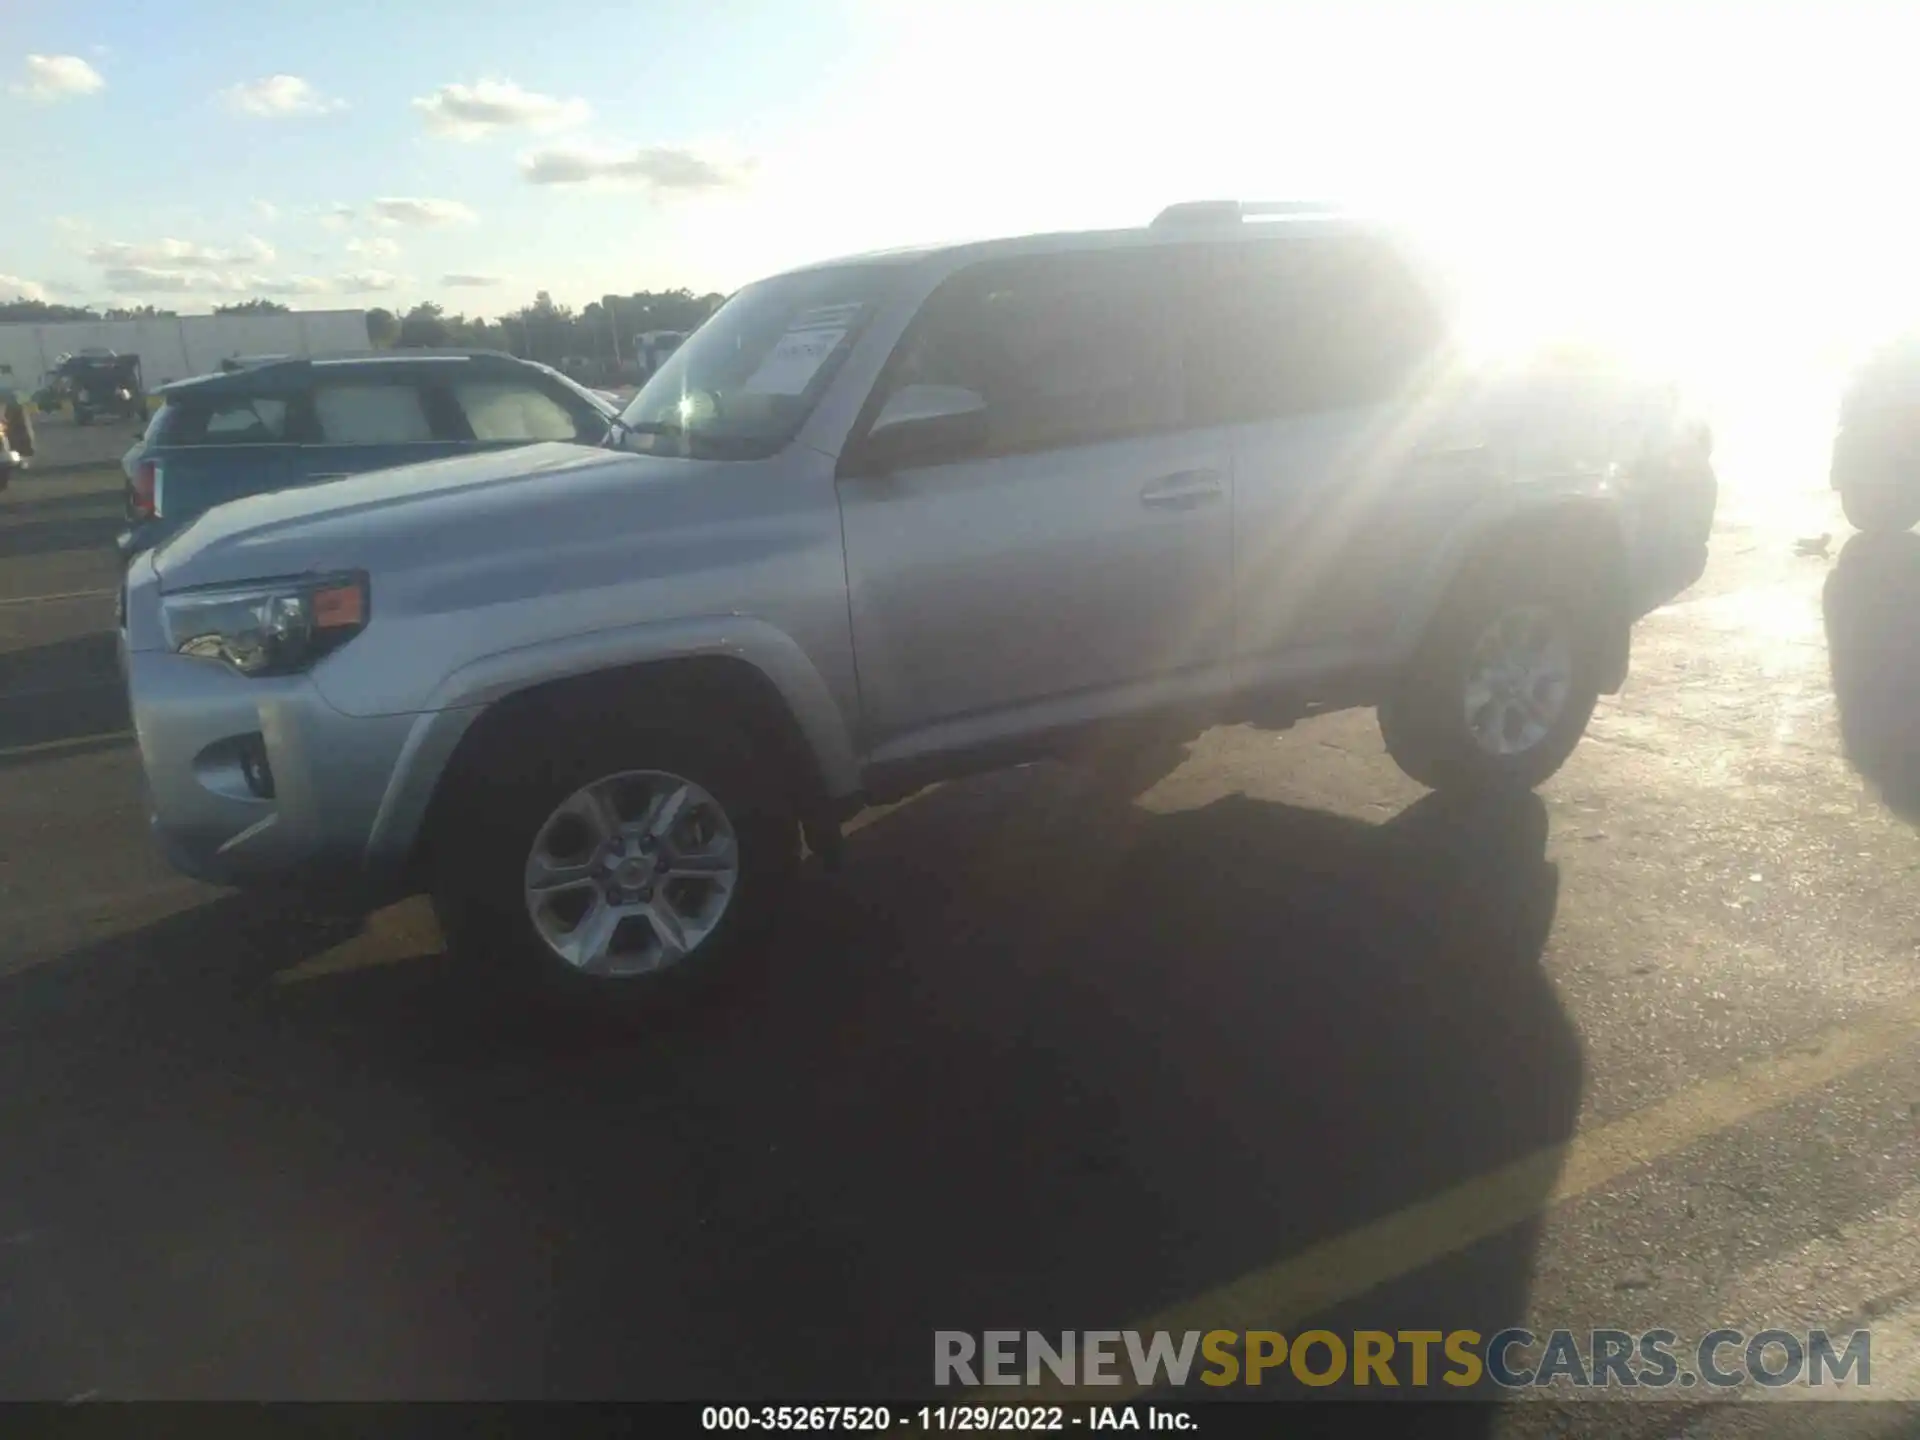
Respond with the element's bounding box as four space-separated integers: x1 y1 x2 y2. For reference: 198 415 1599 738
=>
701 1407 1192 1431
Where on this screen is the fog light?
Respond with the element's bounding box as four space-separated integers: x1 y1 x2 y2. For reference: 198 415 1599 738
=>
240 738 275 799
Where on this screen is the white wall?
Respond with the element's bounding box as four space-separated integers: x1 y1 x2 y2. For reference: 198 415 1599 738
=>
0 311 373 392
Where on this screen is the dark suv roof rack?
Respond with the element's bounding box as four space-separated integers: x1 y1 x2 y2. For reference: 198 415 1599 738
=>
1149 200 1346 228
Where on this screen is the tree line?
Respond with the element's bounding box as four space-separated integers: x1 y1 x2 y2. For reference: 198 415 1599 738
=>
0 289 728 380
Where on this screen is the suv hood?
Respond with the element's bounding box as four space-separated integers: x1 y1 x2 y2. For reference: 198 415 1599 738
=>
153 442 665 589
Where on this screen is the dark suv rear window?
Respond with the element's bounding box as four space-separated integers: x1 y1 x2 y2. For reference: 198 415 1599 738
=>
153 394 292 446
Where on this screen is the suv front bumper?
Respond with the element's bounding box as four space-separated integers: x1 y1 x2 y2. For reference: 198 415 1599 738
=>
124 643 430 901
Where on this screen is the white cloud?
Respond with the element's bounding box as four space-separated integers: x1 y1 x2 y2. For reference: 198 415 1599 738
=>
100 267 251 295
87 236 275 269
345 236 401 259
519 144 753 191
412 79 588 140
370 197 477 226
442 273 504 287
253 275 331 296
317 203 355 233
252 200 281 222
14 55 104 101
221 74 343 118
337 270 400 293
0 274 48 302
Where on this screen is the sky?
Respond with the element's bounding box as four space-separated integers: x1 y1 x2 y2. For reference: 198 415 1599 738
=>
8 0 1920 434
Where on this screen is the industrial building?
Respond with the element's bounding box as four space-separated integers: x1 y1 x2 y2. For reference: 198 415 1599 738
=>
0 310 372 399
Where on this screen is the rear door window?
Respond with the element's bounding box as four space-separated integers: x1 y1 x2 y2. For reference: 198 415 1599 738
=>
312 383 437 444
1186 237 1448 425
448 379 586 442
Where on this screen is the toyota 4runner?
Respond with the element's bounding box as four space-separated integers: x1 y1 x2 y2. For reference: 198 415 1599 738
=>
118 202 1717 1005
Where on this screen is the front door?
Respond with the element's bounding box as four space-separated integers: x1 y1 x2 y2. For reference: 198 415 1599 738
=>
836 249 1234 754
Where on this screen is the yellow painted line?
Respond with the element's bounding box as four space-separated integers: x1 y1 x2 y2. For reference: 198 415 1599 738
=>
271 898 444 986
0 729 134 761
1007 992 1920 1402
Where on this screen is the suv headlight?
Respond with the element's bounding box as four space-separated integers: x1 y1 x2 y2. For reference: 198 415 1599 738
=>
162 572 369 676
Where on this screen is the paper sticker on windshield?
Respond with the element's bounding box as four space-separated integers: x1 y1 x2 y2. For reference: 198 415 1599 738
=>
741 327 847 396
741 310 860 396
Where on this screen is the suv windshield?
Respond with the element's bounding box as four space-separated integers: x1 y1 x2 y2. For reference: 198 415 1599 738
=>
617 263 899 460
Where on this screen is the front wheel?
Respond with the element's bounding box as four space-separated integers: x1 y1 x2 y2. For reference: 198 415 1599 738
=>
1380 556 1608 793
430 714 799 1013
1840 482 1920 535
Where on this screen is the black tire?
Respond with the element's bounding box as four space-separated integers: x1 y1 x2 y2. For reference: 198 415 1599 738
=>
1840 482 1920 535
1378 550 1608 793
428 706 800 1015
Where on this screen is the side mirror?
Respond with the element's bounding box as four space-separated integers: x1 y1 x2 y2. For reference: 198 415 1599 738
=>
853 384 988 473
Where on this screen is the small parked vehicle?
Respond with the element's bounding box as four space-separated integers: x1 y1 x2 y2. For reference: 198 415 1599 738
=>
117 349 619 559
119 201 1716 1011
59 352 146 425
0 386 33 490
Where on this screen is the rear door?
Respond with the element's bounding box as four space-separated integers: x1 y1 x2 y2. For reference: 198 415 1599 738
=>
1186 236 1463 675
294 375 465 484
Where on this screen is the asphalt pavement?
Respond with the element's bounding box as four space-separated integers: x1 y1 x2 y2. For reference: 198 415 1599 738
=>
3 463 1920 1434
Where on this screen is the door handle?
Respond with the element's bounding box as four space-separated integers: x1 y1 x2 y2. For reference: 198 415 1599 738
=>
309 472 349 481
1139 469 1225 509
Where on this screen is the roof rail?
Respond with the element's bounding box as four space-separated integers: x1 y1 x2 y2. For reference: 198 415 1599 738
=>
1149 200 1346 228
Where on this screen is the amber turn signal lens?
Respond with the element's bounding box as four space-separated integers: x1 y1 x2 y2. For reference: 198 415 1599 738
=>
313 583 365 630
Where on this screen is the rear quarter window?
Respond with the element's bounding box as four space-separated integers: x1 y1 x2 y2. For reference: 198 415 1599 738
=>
156 395 291 445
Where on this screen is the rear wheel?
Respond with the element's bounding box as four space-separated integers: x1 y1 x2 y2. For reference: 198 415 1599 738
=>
1379 552 1608 793
430 710 799 1014
1840 482 1920 535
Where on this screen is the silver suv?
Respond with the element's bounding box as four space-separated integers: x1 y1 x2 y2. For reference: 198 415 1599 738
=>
119 202 1716 1004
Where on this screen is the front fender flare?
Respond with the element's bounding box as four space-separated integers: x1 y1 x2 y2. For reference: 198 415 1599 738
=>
363 614 860 867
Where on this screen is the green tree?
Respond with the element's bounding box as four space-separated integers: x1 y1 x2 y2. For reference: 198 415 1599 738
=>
397 301 450 348
214 299 293 316
0 298 97 323
365 307 400 347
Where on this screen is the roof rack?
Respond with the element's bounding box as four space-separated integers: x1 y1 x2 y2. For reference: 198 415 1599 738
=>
1149 200 1346 228
304 347 521 363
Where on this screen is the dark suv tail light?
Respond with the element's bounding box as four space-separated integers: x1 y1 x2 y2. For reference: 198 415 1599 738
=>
130 459 157 519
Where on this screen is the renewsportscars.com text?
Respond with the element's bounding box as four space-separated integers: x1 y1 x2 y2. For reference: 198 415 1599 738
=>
936 1328 1873 1391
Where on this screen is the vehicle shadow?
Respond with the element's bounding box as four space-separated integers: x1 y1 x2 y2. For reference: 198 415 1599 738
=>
0 632 128 751
0 762 1580 1409
0 513 125 562
1823 530 1920 822
0 487 125 521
